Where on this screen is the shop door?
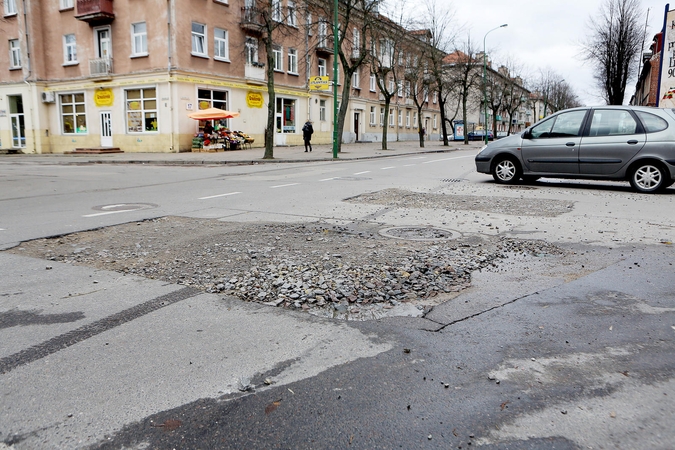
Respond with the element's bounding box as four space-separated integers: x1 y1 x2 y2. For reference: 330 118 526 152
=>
9 95 25 148
100 111 113 147
354 112 360 141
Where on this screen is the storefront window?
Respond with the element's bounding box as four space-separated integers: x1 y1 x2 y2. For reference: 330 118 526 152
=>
197 88 229 131
60 93 86 134
126 88 158 133
276 97 295 133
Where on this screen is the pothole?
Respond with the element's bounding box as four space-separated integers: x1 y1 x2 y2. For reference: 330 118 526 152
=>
379 226 460 241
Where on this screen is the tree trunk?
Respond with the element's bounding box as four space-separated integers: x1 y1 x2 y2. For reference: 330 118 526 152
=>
263 38 276 160
382 97 391 150
439 94 449 146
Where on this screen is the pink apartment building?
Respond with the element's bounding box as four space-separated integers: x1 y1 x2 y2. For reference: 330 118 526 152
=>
0 0 441 153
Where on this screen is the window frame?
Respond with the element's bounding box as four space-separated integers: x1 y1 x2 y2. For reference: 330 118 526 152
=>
125 87 159 134
59 92 87 135
370 106 376 126
4 0 17 16
272 0 282 22
63 34 77 65
318 58 326 77
369 74 376 92
9 39 21 69
273 45 283 72
352 68 360 89
131 22 148 57
245 36 259 64
214 27 229 62
287 47 298 74
287 0 297 26
319 99 326 121
406 110 410 127
59 0 74 10
380 107 384 126
191 22 207 57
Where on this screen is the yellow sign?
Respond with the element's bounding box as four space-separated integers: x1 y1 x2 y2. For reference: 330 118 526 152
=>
308 76 330 91
199 101 210 110
94 89 114 107
246 91 264 108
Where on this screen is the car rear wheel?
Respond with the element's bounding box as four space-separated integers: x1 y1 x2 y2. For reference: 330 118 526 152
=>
629 163 668 193
492 157 521 184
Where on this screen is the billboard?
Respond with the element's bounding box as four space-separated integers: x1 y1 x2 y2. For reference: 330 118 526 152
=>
659 9 675 107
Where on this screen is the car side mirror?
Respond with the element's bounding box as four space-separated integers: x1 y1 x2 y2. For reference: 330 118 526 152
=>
522 129 532 139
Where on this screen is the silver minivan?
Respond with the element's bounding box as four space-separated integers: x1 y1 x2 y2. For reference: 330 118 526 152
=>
475 106 675 193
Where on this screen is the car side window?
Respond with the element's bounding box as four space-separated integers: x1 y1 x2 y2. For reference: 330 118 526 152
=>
530 117 555 139
588 109 638 136
549 110 587 138
635 111 668 133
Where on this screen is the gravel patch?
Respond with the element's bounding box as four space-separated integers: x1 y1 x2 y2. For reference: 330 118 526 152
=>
7 216 565 320
348 188 575 217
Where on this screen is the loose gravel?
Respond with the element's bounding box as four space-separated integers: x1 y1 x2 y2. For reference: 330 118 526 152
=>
8 216 565 320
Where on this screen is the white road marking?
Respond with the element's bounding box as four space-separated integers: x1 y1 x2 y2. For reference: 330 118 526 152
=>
0 228 5 231
354 171 371 175
320 177 338 181
402 164 417 167
380 166 395 170
199 192 242 200
101 204 128 210
83 210 137 218
271 183 300 188
422 155 475 164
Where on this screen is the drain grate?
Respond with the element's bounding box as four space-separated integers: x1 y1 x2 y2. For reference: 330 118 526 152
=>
379 226 460 241
442 178 464 183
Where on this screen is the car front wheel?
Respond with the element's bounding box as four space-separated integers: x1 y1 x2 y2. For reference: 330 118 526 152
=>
629 163 668 193
492 157 521 184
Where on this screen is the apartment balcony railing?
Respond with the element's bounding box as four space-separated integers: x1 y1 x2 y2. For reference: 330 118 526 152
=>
316 38 334 54
240 7 264 33
90 57 113 77
405 99 414 106
75 0 114 24
245 63 266 84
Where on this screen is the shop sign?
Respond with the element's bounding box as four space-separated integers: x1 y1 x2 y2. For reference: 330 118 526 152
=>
309 76 330 91
246 91 264 108
94 89 114 107
659 9 675 107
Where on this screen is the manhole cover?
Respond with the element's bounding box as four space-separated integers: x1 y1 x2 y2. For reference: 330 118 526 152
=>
379 226 460 241
92 203 158 212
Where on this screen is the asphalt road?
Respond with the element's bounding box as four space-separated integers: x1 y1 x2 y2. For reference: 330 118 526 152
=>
1 149 674 449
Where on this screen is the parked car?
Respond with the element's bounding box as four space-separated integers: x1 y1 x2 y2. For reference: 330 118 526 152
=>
467 130 494 141
475 105 675 193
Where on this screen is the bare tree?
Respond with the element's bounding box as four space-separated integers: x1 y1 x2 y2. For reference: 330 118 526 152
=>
582 0 645 105
444 39 482 145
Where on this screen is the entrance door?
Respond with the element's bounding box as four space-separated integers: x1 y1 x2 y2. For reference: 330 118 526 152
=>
100 111 113 147
354 112 360 141
8 95 25 149
95 27 111 59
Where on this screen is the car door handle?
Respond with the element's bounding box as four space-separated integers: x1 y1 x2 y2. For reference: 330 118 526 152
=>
627 139 639 145
566 142 576 147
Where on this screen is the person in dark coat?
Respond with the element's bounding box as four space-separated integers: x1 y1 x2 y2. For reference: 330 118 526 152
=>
302 120 314 152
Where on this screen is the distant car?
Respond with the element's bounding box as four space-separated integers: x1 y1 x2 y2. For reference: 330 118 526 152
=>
495 131 508 139
467 130 494 141
474 105 675 193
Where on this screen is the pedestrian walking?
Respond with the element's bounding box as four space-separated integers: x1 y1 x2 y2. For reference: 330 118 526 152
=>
302 120 314 152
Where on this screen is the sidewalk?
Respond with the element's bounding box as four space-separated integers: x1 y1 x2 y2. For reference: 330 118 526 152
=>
0 140 484 165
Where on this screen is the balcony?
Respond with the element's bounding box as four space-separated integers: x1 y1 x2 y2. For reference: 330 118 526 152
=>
90 57 113 78
316 38 334 55
240 7 264 33
245 63 266 84
75 0 114 25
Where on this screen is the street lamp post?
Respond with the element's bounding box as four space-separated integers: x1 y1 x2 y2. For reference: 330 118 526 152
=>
482 24 507 145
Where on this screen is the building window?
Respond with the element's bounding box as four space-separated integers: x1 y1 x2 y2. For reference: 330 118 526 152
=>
59 0 73 9
397 81 403 97
214 28 229 61
60 93 86 134
369 74 376 92
319 99 326 121
191 22 207 56
433 114 437 129
131 22 148 56
276 97 296 133
4 0 17 15
273 46 283 71
306 12 312 35
63 34 77 64
398 110 402 127
380 107 384 126
318 19 327 48
352 68 360 88
197 88 229 130
406 110 410 127
9 39 21 68
125 88 158 133
389 108 394 127
352 28 360 58
288 48 298 74
287 0 297 26
370 106 375 125
318 58 326 76
388 78 394 94
245 37 258 63
272 0 281 21
405 81 411 97
433 91 437 104
423 87 429 103
413 112 418 128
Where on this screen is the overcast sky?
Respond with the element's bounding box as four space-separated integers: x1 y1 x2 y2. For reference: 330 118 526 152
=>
443 0 671 105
